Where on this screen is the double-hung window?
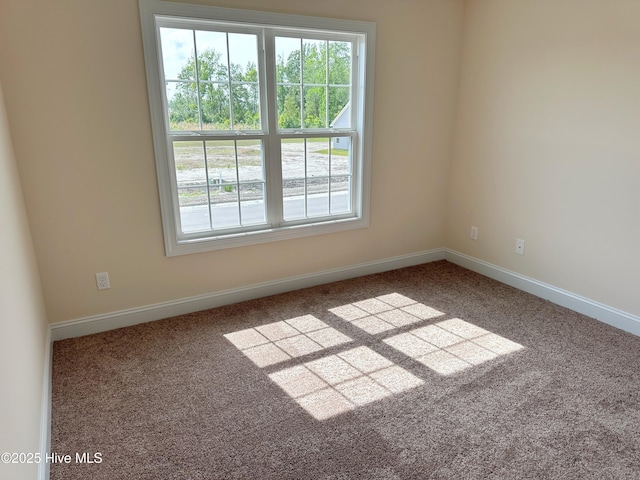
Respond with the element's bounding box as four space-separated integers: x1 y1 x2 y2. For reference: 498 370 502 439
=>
139 0 375 255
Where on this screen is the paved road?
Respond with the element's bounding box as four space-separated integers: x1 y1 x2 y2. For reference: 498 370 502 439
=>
181 191 350 232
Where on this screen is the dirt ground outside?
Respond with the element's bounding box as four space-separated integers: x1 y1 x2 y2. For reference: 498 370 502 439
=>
173 139 352 206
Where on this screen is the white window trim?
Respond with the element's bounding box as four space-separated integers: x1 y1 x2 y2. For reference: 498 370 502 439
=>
139 0 376 256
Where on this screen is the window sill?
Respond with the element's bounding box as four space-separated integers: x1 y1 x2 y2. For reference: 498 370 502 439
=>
166 215 369 256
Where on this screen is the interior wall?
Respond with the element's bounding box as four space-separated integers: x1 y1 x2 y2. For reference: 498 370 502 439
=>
0 82 49 480
0 0 464 324
447 0 640 317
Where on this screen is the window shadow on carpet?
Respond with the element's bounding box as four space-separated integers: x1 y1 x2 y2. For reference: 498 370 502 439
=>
225 293 524 420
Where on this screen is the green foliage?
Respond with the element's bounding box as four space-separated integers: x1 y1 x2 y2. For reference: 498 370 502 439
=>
168 39 351 131
277 40 351 129
279 93 301 129
168 49 260 130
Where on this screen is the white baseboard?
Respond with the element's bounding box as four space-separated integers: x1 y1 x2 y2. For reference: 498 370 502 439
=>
50 249 446 341
445 249 640 337
39 329 52 480
49 247 640 342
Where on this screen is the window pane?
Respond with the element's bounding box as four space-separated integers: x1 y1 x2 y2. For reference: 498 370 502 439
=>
178 185 210 233
164 30 261 132
160 28 202 131
276 37 301 84
237 139 264 182
306 138 329 177
160 28 195 80
302 39 326 84
307 177 329 217
275 39 352 132
167 81 199 130
303 86 327 128
328 41 351 85
282 139 305 220
330 136 352 175
195 30 228 82
200 83 230 130
329 87 350 128
229 33 258 72
282 139 305 181
277 86 302 129
205 140 266 229
331 176 351 215
240 183 266 225
281 137 354 221
206 140 235 184
231 83 260 130
174 141 210 233
229 33 261 130
205 140 237 229
195 30 231 130
210 184 240 230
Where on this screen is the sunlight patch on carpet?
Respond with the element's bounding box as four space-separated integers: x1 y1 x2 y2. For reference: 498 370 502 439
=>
224 315 352 367
384 318 524 375
330 293 445 334
268 347 424 420
224 294 523 420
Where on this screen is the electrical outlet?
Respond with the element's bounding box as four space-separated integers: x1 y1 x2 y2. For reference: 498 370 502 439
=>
96 272 111 290
470 226 478 240
515 239 525 255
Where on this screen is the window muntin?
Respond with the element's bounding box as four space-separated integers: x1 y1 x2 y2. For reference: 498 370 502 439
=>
140 1 374 255
275 36 352 130
281 136 353 221
173 139 267 234
160 27 262 132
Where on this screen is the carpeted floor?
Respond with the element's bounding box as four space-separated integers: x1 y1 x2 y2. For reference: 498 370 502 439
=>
50 261 640 479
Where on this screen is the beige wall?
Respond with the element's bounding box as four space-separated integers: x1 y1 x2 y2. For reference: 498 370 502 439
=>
0 0 464 324
4 0 637 326
0 82 49 480
447 0 640 317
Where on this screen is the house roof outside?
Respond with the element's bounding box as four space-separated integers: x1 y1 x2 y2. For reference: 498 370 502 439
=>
330 102 350 129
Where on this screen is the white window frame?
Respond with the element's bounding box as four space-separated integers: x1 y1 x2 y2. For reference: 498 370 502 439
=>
139 0 375 256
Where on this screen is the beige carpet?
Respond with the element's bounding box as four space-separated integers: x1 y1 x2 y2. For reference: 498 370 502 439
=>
50 261 640 479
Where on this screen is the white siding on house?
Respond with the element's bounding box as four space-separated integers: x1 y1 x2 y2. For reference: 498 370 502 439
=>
331 102 350 150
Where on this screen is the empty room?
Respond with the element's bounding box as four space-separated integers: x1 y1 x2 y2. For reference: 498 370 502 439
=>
1 0 639 479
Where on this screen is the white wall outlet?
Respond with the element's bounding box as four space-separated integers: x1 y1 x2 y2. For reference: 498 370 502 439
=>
470 226 479 240
96 272 111 290
515 239 525 255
